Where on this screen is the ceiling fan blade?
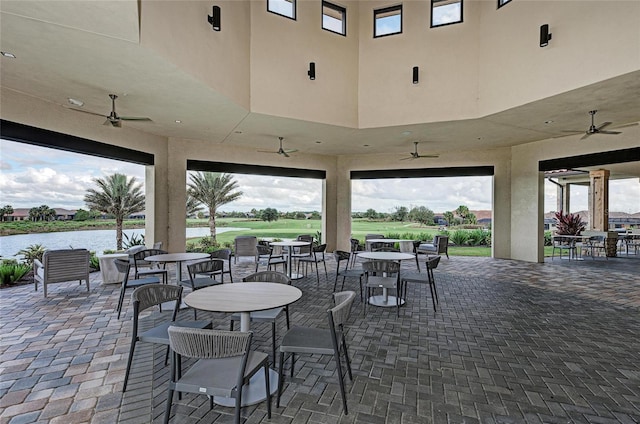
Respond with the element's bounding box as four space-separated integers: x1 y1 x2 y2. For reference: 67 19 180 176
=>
400 156 414 161
613 122 639 129
580 132 592 140
281 151 290 158
598 130 621 135
418 155 439 158
560 130 583 133
284 149 298 154
257 149 278 154
120 116 152 121
596 121 612 131
69 108 108 118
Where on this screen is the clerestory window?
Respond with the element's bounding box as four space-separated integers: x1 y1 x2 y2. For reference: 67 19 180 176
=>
374 5 402 38
268 0 296 20
322 1 346 36
431 0 462 27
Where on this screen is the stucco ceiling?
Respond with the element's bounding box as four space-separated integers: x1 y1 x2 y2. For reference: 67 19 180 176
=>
1 1 639 177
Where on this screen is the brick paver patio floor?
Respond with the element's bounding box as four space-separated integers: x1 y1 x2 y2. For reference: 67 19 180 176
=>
1 255 638 423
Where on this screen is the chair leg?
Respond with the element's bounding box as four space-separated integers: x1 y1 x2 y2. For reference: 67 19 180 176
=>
116 283 127 319
123 338 137 392
230 319 234 331
235 386 242 424
333 346 349 415
277 351 285 408
285 307 290 329
264 364 272 418
341 335 353 381
271 322 277 367
163 387 174 424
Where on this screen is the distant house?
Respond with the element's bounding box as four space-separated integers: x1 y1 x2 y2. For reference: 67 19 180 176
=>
128 211 146 220
5 208 77 221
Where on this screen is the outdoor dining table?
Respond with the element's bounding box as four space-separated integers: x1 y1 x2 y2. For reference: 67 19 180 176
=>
183 282 302 406
358 251 415 307
365 238 414 253
269 240 311 280
145 252 209 283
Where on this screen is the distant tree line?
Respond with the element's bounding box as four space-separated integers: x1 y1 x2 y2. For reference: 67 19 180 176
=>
353 204 478 226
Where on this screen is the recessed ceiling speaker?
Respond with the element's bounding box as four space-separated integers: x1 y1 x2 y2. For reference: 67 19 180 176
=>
540 24 552 47
208 5 221 31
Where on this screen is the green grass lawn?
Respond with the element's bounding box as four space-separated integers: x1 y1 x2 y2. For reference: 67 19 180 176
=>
195 218 494 257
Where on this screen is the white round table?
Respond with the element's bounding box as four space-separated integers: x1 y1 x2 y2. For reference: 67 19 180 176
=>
145 252 209 283
365 239 414 253
184 282 302 406
358 251 414 307
97 253 129 284
270 241 311 280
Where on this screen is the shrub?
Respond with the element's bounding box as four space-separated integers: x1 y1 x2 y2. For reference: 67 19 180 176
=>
449 230 469 246
544 231 553 246
0 260 31 285
89 252 100 271
554 210 585 235
16 244 46 266
466 229 486 246
123 233 145 249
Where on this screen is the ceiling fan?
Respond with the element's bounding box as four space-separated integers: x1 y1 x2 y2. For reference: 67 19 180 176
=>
68 94 152 127
561 110 637 140
400 142 439 160
258 136 298 157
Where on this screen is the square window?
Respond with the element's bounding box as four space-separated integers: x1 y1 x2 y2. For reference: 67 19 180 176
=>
323 1 346 36
498 0 512 8
374 5 402 38
431 0 462 27
268 0 296 20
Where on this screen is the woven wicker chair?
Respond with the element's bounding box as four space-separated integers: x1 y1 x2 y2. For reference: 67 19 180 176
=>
209 248 234 282
297 243 328 285
230 271 291 364
277 291 356 415
401 255 441 312
234 236 258 263
255 244 287 273
114 259 160 319
132 248 168 283
123 284 211 392
164 327 271 424
33 249 90 297
363 260 402 317
333 250 364 301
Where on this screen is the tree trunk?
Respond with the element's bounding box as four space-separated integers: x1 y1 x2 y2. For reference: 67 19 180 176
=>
116 217 123 251
209 208 217 242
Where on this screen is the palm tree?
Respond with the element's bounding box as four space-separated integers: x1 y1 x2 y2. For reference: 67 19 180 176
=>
84 173 145 251
187 172 243 242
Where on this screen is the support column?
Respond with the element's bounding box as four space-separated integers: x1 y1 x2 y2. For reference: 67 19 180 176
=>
588 169 609 231
558 183 570 212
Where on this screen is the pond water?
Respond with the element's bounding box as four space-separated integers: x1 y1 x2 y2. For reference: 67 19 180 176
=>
0 227 249 259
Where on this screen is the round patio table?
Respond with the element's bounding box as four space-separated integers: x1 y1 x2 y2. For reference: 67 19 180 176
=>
358 251 414 307
270 240 311 280
184 282 302 407
145 252 209 283
365 238 414 253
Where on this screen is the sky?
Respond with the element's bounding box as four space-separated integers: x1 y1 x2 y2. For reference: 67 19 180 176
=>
1 139 639 214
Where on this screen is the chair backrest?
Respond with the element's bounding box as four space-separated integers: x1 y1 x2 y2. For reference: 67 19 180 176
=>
210 248 232 261
365 234 385 240
362 260 400 275
256 244 272 257
334 250 352 271
40 249 90 283
313 243 327 256
243 270 290 285
153 241 163 249
296 235 313 254
168 326 252 360
132 283 182 314
436 236 449 253
133 248 168 268
328 290 356 330
350 239 362 253
425 255 441 270
188 259 224 278
373 246 400 252
114 258 132 283
234 236 258 257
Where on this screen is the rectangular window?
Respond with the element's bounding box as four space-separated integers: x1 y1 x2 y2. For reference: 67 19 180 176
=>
431 0 462 27
498 0 512 8
374 5 402 38
268 0 296 20
322 1 346 36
